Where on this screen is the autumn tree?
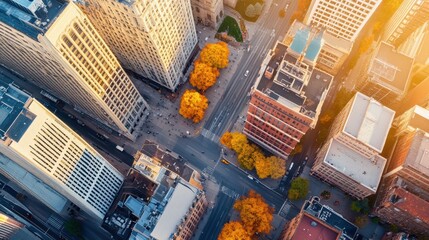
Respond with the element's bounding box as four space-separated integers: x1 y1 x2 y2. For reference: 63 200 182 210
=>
179 89 208 123
220 131 233 149
218 221 251 240
288 177 309 200
238 144 256 170
230 132 248 154
254 154 270 178
234 190 273 235
200 42 230 69
268 156 286 179
190 61 220 92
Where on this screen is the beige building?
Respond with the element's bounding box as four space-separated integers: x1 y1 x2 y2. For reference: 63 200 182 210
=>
311 93 394 199
191 0 224 28
284 20 353 75
80 0 198 91
0 0 149 141
304 0 382 41
0 79 123 221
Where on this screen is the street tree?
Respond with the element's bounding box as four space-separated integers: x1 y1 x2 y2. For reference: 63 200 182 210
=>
200 42 230 69
218 221 251 240
268 156 286 179
230 132 248 154
254 153 270 178
238 144 256 170
288 177 309 200
179 89 208 123
220 131 233 149
190 61 220 92
234 190 273 235
279 9 286 18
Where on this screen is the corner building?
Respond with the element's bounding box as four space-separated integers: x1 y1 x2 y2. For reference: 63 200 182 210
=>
0 0 149 140
80 0 198 91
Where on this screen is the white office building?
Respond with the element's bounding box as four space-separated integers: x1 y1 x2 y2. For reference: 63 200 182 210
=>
80 0 198 91
0 0 149 141
304 0 382 41
0 78 123 221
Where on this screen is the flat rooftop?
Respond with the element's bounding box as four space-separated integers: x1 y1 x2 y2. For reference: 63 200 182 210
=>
323 139 386 191
0 0 67 39
0 74 30 139
385 187 429 225
303 197 358 240
256 42 332 120
344 92 395 152
368 42 414 94
404 130 429 177
291 213 340 240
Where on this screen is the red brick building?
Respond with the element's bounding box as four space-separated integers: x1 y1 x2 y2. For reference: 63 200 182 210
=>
244 39 332 159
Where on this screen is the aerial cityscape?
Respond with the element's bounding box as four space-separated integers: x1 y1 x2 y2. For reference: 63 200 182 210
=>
0 0 429 239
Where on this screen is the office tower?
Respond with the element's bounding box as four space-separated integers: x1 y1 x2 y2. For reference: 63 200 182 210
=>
280 196 358 240
244 38 332 159
382 0 429 47
374 176 429 237
0 78 124 221
284 20 353 75
398 75 429 114
311 93 394 199
356 42 414 107
80 0 198 91
191 0 224 28
0 0 149 141
304 0 382 41
394 105 429 137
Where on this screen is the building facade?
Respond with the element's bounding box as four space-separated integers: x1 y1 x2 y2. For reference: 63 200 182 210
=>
191 0 224 28
244 38 332 159
80 0 198 91
382 0 429 47
393 105 429 137
304 0 382 41
0 0 149 141
311 93 394 199
0 79 123 221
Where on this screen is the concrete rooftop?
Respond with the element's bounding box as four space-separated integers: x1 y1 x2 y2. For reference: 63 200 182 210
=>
344 92 395 152
323 139 386 191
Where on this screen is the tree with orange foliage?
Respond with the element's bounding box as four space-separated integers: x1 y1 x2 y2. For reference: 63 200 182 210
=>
229 132 248 154
218 221 251 240
234 190 273 235
220 131 233 149
190 61 220 92
268 156 286 179
254 154 270 179
200 42 230 69
179 89 208 123
238 144 256 170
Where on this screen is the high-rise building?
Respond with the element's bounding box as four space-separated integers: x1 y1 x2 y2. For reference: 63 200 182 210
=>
0 78 124 221
191 0 224 28
304 0 382 41
80 0 198 91
284 20 353 75
382 0 429 47
311 93 394 199
357 42 414 108
398 75 429 114
0 211 39 240
393 105 429 137
280 196 358 240
244 38 332 159
0 0 149 141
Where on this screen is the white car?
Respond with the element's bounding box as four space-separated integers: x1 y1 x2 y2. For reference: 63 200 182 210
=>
244 70 249 77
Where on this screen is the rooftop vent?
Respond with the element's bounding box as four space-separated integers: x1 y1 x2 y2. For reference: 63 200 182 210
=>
310 221 318 227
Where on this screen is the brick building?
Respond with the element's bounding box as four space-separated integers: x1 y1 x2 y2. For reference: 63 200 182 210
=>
244 36 332 159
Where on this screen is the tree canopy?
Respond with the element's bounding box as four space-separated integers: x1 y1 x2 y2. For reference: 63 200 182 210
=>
288 177 309 200
190 61 220 92
233 190 273 235
200 42 230 69
179 89 209 123
218 221 251 240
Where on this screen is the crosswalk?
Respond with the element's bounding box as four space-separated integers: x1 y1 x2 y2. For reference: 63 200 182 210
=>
203 166 215 175
221 186 240 200
47 215 63 230
201 129 220 142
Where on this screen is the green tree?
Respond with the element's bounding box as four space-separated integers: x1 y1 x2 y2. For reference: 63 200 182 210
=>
288 177 309 200
351 198 370 214
354 215 369 228
64 218 83 237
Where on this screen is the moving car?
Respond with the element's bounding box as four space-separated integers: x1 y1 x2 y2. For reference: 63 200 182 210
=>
221 159 230 165
244 70 249 77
